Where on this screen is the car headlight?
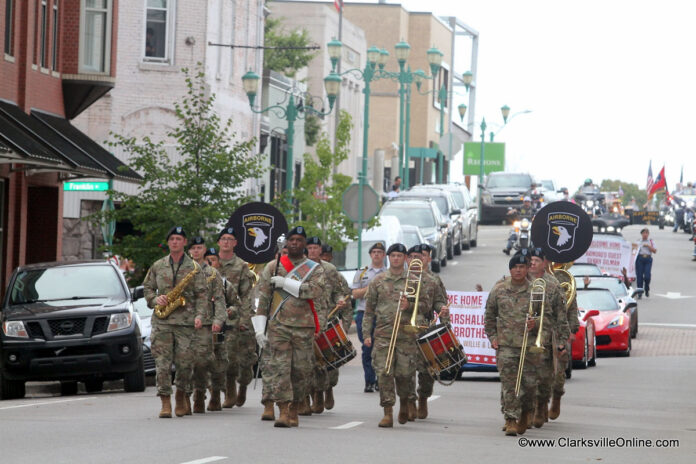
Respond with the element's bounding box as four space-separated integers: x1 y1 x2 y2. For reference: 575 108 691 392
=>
587 200 594 207
481 192 493 206
2 321 29 338
600 227 606 232
616 227 622 232
521 218 530 228
108 313 133 332
607 314 624 329
607 226 615 232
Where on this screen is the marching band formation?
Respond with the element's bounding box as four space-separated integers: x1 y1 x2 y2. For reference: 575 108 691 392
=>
143 201 589 435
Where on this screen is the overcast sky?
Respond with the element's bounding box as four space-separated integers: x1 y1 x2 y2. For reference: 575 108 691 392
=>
331 0 695 193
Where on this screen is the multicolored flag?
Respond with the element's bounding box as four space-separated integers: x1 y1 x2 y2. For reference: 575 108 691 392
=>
648 165 666 199
646 161 654 193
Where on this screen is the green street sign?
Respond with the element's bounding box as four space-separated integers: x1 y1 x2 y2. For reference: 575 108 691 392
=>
63 181 110 191
407 147 439 159
463 142 506 175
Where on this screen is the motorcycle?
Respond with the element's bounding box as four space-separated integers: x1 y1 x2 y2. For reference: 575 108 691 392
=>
503 216 533 255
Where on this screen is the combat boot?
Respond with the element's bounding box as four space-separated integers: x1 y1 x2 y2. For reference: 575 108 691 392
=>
193 390 206 414
533 402 547 428
274 402 291 428
299 395 312 416
311 391 324 414
324 387 335 410
207 389 222 411
516 410 531 435
222 381 237 408
184 393 192 415
417 396 429 419
288 401 300 427
398 398 409 424
174 389 187 417
504 418 518 436
261 400 275 421
159 395 172 419
378 406 394 428
235 384 247 407
407 400 417 421
549 395 561 420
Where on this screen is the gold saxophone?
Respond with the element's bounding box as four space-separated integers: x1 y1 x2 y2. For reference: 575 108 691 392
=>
154 260 201 319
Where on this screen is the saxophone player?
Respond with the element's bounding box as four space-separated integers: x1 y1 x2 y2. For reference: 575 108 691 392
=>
143 226 210 419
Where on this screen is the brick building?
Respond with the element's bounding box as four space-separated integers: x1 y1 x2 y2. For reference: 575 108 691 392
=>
0 0 140 291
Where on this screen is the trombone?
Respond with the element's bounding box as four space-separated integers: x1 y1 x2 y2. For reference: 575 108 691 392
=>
515 278 546 397
384 258 424 375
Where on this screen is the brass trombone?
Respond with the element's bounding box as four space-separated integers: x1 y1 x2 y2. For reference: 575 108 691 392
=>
384 258 424 375
515 278 546 397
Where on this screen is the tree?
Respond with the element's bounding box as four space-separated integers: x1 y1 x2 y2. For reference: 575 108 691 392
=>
599 179 647 206
263 16 317 77
91 66 265 282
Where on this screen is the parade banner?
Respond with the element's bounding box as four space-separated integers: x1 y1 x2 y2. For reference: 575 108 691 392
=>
575 234 636 279
446 291 496 366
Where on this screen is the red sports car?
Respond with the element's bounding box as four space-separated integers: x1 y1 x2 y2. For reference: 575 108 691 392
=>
571 307 599 369
576 288 632 356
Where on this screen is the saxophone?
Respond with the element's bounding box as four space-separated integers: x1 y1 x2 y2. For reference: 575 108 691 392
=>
154 260 201 319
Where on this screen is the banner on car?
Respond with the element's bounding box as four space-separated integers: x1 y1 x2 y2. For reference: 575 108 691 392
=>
575 233 637 278
445 291 496 366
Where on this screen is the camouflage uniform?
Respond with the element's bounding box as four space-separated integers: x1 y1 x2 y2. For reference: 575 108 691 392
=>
363 270 431 408
218 255 256 399
553 287 579 397
190 263 227 393
257 257 325 402
143 254 208 396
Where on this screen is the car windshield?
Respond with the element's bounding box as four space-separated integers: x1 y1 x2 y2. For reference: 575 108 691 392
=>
7 265 126 306
133 297 153 318
577 278 628 297
569 264 603 276
449 191 466 209
402 193 448 215
402 230 421 249
541 180 554 191
486 174 532 189
381 205 435 228
576 290 619 311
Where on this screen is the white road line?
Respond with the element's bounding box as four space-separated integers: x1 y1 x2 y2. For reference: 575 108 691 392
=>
179 457 227 464
427 395 441 402
330 421 363 430
641 323 696 328
0 397 95 410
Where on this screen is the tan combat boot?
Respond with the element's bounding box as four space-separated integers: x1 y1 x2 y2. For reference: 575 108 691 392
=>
184 393 192 415
378 406 394 428
516 410 531 435
261 400 275 421
298 395 312 416
324 387 335 410
193 390 206 414
174 389 187 417
159 395 172 418
398 398 409 424
208 389 222 411
533 402 547 428
274 402 291 428
222 381 237 408
549 395 561 420
407 400 417 421
311 391 324 414
288 401 300 427
417 396 429 419
504 418 518 436
235 384 247 407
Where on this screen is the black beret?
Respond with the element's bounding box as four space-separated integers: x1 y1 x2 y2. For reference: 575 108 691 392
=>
288 226 307 238
204 247 219 257
369 242 386 252
190 236 205 247
218 226 237 240
166 226 186 241
530 247 546 260
509 254 529 269
387 243 407 255
420 243 433 253
408 244 423 255
321 244 333 254
307 236 322 246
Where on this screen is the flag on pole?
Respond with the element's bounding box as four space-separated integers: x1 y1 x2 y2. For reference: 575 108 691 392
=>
648 165 666 199
334 0 343 12
646 160 654 193
680 165 683 184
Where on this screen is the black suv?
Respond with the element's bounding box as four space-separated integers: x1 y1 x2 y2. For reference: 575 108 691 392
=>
480 172 534 224
1 261 144 399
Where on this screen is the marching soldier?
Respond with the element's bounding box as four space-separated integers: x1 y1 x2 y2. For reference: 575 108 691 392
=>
205 247 220 268
363 243 423 428
187 237 227 413
254 226 326 428
143 226 209 418
216 226 256 409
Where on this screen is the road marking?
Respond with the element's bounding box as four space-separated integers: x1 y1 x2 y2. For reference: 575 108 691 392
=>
654 292 693 299
451 261 459 266
330 421 363 430
428 395 441 402
0 397 95 410
641 323 696 328
179 457 227 464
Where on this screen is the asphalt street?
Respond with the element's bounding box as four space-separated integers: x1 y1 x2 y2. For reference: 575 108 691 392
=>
1 225 694 464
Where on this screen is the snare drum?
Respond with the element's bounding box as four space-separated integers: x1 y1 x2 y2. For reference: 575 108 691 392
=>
417 323 467 377
314 318 356 371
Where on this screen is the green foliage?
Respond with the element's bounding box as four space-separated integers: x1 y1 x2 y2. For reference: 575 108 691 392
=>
304 112 321 147
90 66 265 283
599 179 647 206
263 16 317 77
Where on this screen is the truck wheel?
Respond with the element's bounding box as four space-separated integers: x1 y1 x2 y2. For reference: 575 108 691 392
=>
124 357 146 392
0 371 26 400
84 379 104 393
431 259 441 273
60 381 78 396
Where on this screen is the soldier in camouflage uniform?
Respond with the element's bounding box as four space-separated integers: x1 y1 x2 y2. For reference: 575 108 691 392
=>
143 226 210 419
527 248 570 429
254 226 325 428
187 237 227 414
363 243 430 428
216 226 256 410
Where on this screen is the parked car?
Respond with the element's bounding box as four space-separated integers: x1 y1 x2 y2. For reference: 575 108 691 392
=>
415 183 479 249
0 261 145 399
539 179 563 203
576 288 632 356
572 308 599 369
131 287 156 375
479 172 534 224
578 276 641 338
569 263 603 277
400 224 426 251
380 199 448 272
398 188 462 258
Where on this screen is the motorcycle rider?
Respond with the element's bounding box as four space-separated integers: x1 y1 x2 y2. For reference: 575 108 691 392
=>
503 197 536 255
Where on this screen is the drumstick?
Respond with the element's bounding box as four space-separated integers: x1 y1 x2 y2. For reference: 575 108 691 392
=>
327 295 351 320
